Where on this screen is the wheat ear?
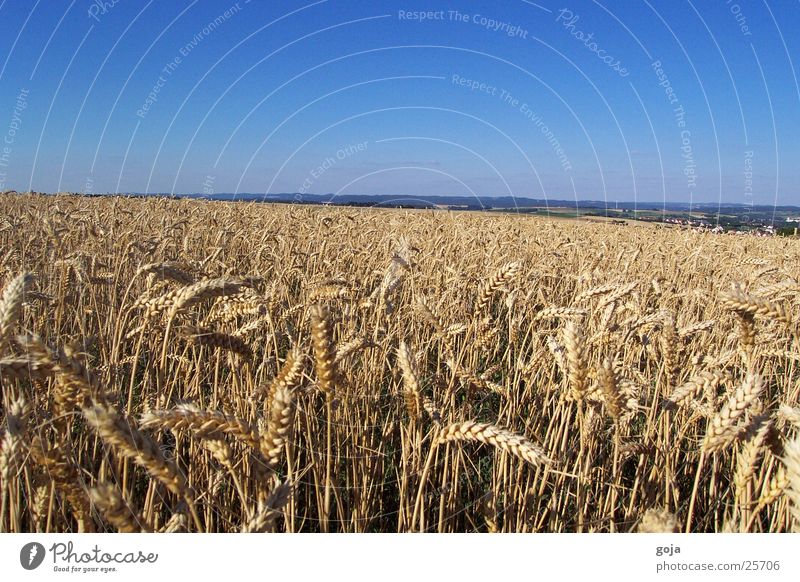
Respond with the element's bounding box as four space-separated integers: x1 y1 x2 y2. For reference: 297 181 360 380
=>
90 482 152 533
259 385 293 468
0 272 33 347
563 320 588 400
140 404 261 450
85 401 188 497
241 480 291 533
437 420 552 466
28 436 95 532
720 283 792 325
310 304 339 397
703 374 764 452
475 261 520 312
397 341 422 421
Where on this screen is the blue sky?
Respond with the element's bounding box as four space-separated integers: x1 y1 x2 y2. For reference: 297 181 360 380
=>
0 0 798 205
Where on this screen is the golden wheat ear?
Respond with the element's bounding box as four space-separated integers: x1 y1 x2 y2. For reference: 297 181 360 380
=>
563 320 588 401
0 272 34 349
397 341 422 421
437 420 553 467
241 480 292 533
90 482 152 533
259 385 293 468
475 261 521 312
309 304 339 397
702 373 764 453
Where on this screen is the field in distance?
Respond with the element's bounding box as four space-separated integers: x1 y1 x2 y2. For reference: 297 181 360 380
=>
1 192 799 533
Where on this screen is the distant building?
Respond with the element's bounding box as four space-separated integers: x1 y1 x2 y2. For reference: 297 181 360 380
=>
786 216 800 222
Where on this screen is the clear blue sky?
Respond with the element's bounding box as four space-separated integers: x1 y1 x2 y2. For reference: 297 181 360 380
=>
0 0 798 206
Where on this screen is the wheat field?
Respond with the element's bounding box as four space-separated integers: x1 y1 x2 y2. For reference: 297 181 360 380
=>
1 192 799 533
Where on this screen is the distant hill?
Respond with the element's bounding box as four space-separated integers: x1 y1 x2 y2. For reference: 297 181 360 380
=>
10 190 797 212
175 192 799 212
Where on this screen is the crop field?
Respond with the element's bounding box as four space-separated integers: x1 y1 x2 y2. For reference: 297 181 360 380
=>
1 192 799 533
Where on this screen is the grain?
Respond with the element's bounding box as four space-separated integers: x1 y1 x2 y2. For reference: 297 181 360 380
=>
2 192 799 533
437 420 552 466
